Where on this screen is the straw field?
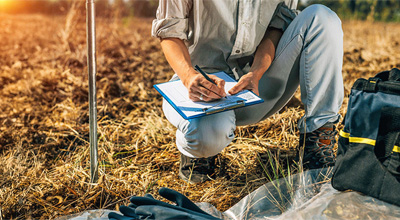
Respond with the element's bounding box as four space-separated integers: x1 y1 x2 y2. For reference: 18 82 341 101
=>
1 11 400 219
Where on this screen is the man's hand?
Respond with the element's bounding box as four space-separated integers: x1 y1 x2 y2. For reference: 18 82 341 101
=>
228 27 283 97
184 73 226 102
228 72 260 96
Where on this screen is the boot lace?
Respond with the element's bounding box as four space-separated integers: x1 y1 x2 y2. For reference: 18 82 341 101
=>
304 129 337 164
188 156 215 173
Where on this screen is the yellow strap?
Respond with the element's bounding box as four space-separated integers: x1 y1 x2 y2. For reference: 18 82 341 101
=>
350 137 377 146
339 130 350 138
339 130 400 153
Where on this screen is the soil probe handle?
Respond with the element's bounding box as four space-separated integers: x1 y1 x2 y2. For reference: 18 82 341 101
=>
87 0 98 183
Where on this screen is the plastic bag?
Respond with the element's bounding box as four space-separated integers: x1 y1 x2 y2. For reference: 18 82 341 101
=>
58 168 400 220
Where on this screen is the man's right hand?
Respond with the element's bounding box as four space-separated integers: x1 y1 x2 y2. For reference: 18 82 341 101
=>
183 72 226 102
160 38 226 102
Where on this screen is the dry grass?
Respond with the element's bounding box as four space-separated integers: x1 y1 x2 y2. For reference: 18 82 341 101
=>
0 11 399 219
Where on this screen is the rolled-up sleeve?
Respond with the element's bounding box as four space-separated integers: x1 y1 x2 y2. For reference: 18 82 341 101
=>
268 1 299 32
151 0 192 40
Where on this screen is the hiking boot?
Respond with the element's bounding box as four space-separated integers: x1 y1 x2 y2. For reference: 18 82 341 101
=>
298 123 338 170
179 153 216 184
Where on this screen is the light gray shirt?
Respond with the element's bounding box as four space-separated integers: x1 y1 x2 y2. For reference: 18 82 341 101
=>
152 0 298 76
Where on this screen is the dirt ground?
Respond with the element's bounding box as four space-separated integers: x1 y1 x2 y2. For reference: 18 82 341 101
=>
0 12 399 219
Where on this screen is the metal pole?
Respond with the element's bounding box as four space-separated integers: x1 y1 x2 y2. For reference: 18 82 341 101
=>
86 0 98 183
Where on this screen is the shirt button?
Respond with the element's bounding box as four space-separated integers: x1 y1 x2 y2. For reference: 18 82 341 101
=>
235 50 240 53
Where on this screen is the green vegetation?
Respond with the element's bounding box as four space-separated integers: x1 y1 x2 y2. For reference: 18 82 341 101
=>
302 0 400 22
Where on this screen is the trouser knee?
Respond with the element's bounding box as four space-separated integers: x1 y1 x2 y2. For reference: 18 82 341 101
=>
177 111 236 158
303 4 342 36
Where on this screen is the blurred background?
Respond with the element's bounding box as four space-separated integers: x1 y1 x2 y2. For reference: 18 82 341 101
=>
0 0 400 22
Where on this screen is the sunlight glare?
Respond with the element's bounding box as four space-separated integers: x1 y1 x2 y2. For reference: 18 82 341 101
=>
0 0 12 8
0 0 19 13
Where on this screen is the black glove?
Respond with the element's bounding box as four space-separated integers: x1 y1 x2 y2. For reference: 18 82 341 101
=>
108 187 221 220
108 205 139 220
108 194 155 220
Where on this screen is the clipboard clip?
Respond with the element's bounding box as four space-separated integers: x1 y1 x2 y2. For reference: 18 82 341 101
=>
202 100 245 115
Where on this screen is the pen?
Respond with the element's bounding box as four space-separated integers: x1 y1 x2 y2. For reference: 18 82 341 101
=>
195 65 226 99
195 65 217 85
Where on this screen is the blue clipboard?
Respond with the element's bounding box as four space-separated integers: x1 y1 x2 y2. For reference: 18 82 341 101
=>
153 71 264 120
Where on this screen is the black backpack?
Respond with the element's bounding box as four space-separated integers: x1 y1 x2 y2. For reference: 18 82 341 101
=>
332 68 400 206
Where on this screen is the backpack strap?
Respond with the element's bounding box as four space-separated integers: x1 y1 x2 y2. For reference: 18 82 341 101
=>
389 68 400 81
363 77 380 92
374 70 390 81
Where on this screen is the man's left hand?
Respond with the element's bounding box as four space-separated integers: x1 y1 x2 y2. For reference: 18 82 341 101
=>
228 72 260 96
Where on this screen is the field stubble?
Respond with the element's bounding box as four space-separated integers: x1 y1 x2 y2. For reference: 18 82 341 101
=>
0 12 399 219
